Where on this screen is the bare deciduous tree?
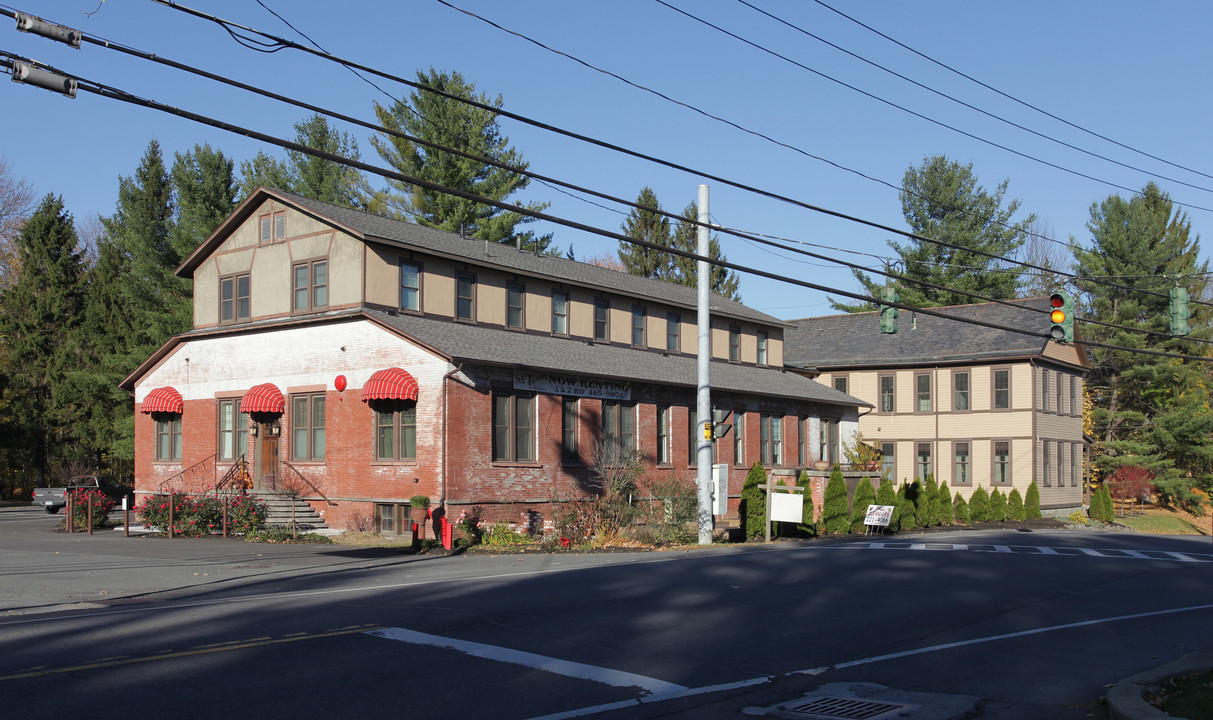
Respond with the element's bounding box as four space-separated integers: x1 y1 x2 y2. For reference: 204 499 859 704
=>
0 157 35 289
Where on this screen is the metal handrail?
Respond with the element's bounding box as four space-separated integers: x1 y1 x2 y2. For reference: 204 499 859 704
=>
280 461 337 506
158 453 217 493
215 455 251 496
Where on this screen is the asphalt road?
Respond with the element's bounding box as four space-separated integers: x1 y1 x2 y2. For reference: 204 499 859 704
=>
0 506 1210 720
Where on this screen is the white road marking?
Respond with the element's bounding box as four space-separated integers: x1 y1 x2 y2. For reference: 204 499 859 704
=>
367 627 687 696
822 541 1213 562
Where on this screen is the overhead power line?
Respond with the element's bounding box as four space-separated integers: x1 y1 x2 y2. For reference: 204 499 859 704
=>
2 51 1207 364
810 0 1213 185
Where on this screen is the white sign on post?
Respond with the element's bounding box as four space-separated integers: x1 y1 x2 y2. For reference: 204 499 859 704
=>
771 492 804 523
864 504 895 527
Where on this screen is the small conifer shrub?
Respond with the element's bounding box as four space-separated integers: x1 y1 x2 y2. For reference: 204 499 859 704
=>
989 488 1008 522
821 465 850 535
1007 488 1026 521
850 477 877 534
1025 481 1042 519
953 492 969 525
968 486 991 523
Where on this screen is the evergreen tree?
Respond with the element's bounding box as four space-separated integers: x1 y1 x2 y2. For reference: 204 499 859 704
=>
989 487 1008 521
670 202 741 301
173 143 237 260
968 486 991 523
1025 481 1042 519
796 469 816 536
953 492 969 525
821 466 849 534
1090 486 1115 523
0 195 87 479
371 68 552 252
936 479 954 525
834 154 1032 311
740 461 766 539
1007 488 1026 521
240 114 373 210
894 483 916 531
618 187 673 279
1074 183 1210 496
850 478 877 534
923 474 940 526
909 479 929 527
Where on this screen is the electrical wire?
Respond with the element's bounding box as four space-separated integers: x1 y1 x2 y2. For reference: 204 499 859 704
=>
810 0 1213 185
730 0 1213 197
4 51 1206 364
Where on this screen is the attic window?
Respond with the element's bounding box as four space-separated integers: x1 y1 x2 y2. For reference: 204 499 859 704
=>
260 211 286 243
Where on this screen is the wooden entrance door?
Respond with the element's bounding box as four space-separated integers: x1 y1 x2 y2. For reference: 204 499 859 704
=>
255 422 279 490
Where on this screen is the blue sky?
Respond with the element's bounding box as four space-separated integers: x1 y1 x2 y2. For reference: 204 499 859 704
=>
4 0 1211 320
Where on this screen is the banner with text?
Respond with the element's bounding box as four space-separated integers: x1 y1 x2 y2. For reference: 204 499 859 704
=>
513 372 631 401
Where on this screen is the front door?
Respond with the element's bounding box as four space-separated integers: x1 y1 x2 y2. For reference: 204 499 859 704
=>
255 422 279 490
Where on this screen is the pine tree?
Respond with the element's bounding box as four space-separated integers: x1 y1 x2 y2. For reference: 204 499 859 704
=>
923 474 940 526
670 202 741 301
821 465 849 534
850 478 877 533
834 154 1032 311
240 114 373 210
371 68 552 252
1025 481 1042 519
0 195 87 478
618 187 673 279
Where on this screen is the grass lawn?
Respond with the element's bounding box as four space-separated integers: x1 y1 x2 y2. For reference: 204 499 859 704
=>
1117 512 1208 535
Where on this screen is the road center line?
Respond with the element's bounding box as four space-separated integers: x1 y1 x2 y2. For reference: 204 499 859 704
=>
367 627 687 696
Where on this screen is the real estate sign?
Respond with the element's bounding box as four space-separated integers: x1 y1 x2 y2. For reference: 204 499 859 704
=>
513 372 631 400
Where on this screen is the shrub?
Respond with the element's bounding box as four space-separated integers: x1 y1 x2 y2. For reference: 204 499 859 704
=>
935 480 953 525
482 522 533 546
922 475 940 527
740 462 767 539
227 495 268 535
953 492 969 525
968 487 991 523
641 473 698 545
551 498 596 546
850 478 877 534
796 470 817 536
456 505 484 544
1090 486 1115 523
1067 510 1089 525
137 493 266 536
907 479 929 528
1025 481 1042 519
1007 488 1026 521
989 488 1007 522
247 528 331 543
1107 465 1153 502
1153 476 1199 513
66 488 116 531
821 466 849 534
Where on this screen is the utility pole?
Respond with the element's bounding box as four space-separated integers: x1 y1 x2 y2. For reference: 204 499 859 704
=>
696 184 713 545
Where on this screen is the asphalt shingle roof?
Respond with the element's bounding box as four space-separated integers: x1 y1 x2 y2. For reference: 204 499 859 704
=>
370 310 865 407
784 298 1054 370
278 190 782 326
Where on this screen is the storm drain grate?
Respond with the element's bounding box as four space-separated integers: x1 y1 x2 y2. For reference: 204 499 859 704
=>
782 695 913 719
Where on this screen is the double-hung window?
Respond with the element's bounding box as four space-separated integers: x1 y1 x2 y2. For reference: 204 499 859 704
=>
993 441 1011 484
561 397 579 464
220 273 250 324
916 442 932 481
666 313 680 352
916 373 932 413
154 414 182 462
492 392 534 462
656 405 671 465
757 330 768 365
880 442 895 480
601 400 636 461
1042 440 1051 486
456 273 476 322
732 410 745 465
879 375 895 413
552 291 569 335
631 306 646 347
507 283 525 330
217 398 248 462
375 400 416 461
593 299 609 341
953 442 970 485
292 259 328 313
820 418 839 466
760 414 782 466
400 261 421 312
993 368 1010 410
291 394 326 461
728 327 741 362
954 371 970 411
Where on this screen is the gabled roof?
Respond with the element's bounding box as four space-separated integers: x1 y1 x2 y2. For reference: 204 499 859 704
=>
784 297 1088 371
178 187 783 326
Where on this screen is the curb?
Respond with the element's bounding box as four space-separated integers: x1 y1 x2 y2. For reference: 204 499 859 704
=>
1107 650 1213 720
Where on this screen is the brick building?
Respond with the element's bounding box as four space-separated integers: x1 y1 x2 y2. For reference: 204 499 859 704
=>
121 188 864 533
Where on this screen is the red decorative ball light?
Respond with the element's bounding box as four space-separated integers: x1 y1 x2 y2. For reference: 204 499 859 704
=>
335 374 347 392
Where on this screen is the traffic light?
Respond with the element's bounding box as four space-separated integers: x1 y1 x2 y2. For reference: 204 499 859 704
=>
1048 292 1073 342
1169 287 1191 337
879 287 899 334
711 407 733 439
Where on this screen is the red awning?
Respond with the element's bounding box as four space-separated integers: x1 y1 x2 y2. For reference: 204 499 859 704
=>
241 383 285 414
141 386 183 414
361 368 419 403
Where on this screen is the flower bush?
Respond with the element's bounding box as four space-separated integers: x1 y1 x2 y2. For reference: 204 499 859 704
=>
136 493 266 536
66 488 116 531
456 505 484 544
